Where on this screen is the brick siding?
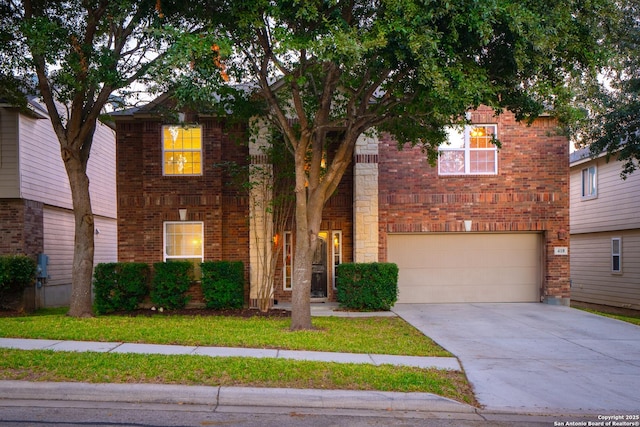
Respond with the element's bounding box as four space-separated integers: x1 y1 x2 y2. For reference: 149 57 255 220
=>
0 199 44 259
116 118 250 298
378 106 570 301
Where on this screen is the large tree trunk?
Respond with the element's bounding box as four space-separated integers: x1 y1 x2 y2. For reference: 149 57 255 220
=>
289 151 324 330
290 222 314 330
63 148 95 318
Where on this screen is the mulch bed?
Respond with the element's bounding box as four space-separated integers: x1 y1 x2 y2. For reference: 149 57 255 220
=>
0 307 291 318
110 307 292 318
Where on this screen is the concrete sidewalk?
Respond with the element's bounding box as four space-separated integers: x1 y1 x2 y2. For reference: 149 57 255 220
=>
0 337 460 370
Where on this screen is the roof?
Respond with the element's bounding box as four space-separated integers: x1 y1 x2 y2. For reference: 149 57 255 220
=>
569 146 607 167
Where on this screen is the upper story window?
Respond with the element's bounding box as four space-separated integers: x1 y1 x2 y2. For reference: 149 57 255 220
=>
581 165 597 199
438 125 498 175
163 125 202 176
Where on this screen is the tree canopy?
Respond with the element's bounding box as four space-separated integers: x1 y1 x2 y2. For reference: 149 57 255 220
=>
177 0 618 329
577 0 640 178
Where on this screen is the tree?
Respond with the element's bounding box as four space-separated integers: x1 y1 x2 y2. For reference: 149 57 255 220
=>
578 0 640 178
186 0 614 330
0 0 216 317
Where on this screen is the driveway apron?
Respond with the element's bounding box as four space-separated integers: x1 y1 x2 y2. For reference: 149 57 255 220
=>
393 303 640 414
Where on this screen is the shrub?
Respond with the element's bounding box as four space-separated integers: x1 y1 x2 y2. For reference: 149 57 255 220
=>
336 262 398 311
0 255 36 308
93 262 149 314
151 261 193 309
201 261 244 309
0 255 37 292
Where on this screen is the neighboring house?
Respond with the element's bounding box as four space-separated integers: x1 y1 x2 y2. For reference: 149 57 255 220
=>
569 148 640 310
112 102 570 307
0 98 117 307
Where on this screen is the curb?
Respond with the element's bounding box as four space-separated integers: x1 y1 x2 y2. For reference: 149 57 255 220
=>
0 381 475 413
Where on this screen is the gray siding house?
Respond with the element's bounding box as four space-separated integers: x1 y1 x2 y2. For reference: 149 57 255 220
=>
570 148 640 310
0 98 117 307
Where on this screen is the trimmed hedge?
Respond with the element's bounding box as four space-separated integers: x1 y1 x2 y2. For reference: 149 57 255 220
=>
151 261 193 309
0 255 37 293
93 262 150 314
336 262 398 311
201 261 244 309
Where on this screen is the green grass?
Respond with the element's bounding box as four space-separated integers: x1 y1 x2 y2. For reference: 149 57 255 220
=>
0 309 449 356
0 309 476 405
578 308 640 326
0 349 476 405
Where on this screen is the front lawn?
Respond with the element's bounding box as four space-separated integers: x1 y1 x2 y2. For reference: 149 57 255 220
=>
0 309 478 405
0 349 476 404
0 308 449 356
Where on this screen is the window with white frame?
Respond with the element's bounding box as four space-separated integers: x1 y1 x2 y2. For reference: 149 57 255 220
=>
438 125 498 175
164 222 204 279
612 238 622 273
581 166 597 199
163 125 202 176
332 231 342 289
283 231 293 290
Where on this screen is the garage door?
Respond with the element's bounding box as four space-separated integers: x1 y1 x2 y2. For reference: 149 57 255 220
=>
388 233 541 303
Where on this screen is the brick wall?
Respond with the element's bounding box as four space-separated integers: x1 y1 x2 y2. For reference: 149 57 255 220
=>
116 117 250 299
0 199 43 258
378 106 570 302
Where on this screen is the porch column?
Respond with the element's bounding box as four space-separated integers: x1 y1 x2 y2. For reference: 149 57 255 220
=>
353 132 379 263
248 120 274 308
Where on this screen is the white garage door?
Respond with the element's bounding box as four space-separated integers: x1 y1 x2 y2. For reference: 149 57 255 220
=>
388 233 541 303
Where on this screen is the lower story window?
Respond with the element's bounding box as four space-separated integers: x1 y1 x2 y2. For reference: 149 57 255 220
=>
283 231 293 290
164 221 204 279
612 237 622 273
332 231 342 289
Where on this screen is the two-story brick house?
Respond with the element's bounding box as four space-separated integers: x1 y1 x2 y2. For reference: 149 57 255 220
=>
113 101 571 307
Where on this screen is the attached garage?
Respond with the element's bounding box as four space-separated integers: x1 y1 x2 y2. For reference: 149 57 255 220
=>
388 233 542 303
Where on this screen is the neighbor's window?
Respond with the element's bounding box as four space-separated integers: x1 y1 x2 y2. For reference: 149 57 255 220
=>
164 222 204 279
581 166 597 199
612 238 622 273
438 125 498 175
283 231 293 290
163 125 202 175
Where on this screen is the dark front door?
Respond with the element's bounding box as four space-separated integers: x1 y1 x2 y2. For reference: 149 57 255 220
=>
311 234 328 298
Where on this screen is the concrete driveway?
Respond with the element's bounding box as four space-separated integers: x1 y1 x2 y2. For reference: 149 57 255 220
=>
392 303 640 414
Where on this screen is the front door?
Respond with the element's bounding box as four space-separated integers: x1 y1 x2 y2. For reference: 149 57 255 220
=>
311 233 328 298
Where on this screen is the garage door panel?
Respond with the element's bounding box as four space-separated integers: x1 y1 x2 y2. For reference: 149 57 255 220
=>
389 234 541 304
397 284 538 304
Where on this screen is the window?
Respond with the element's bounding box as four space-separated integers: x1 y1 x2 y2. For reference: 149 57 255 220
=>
164 222 204 279
332 231 342 289
163 125 202 175
612 238 622 273
283 231 293 290
438 125 498 175
581 166 597 199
